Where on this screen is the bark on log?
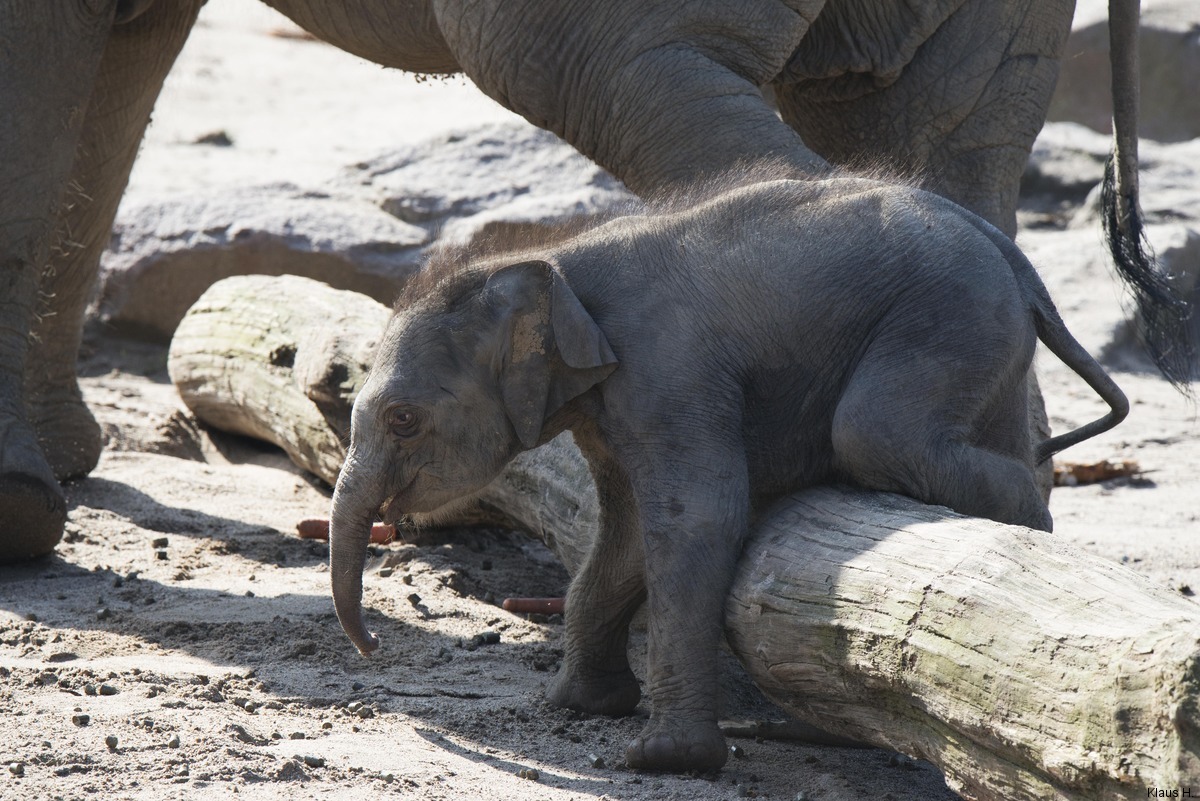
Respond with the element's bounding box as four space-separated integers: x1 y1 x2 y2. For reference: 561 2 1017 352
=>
168 275 1200 800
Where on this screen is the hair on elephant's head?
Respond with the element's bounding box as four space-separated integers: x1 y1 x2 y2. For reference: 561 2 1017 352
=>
329 259 618 655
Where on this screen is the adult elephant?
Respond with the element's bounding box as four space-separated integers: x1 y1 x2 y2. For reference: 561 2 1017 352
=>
0 0 1186 561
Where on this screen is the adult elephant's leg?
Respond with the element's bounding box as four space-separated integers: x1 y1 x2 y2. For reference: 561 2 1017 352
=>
434 0 831 195
0 7 116 561
26 0 204 482
775 0 1073 498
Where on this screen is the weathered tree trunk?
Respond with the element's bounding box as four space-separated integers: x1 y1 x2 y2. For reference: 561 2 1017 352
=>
168 275 1200 801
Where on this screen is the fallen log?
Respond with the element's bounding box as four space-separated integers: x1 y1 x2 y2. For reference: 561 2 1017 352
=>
168 274 1200 800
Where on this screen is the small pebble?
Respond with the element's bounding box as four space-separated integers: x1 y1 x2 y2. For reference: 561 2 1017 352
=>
381 773 395 783
401 574 413 585
72 714 90 727
301 755 325 768
468 631 501 649
8 762 24 777
84 684 98 696
95 608 112 621
517 767 540 781
378 567 394 578
356 706 374 720
99 684 118 696
352 681 365 691
105 735 118 750
322 722 332 730
289 732 306 740
730 743 747 759
407 593 422 606
155 549 168 561
587 753 605 768
151 536 169 549
168 735 181 748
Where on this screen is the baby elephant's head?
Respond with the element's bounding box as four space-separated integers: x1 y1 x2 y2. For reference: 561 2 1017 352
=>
329 260 617 655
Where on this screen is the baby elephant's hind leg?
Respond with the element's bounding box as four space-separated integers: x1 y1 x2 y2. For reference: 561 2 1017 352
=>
832 368 1052 532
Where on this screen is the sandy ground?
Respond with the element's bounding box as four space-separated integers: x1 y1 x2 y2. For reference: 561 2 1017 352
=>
2 2 1198 799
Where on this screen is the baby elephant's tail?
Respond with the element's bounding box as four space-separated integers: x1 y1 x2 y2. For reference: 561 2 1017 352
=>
970 218 1130 464
1028 300 1130 465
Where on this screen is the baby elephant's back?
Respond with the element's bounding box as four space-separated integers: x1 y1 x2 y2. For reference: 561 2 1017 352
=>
677 179 1030 361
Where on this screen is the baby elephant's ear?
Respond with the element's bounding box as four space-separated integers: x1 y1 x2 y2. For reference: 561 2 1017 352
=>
483 261 618 448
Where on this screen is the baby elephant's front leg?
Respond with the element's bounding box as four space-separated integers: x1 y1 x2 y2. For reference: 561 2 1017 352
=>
623 441 750 773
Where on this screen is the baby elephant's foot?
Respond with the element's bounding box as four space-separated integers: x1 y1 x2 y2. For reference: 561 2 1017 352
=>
547 663 641 717
626 718 728 773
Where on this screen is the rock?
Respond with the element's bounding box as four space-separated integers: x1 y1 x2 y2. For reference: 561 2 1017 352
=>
1049 0 1200 142
94 184 427 341
96 122 635 342
330 123 634 246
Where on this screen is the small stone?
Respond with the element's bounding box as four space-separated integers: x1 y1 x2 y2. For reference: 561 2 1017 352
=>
96 608 112 621
99 684 118 696
322 722 332 730
105 735 118 750
193 130 234 147
382 773 394 783
8 762 24 777
407 593 422 606
355 705 374 719
351 681 365 691
289 732 306 740
72 714 90 727
471 631 501 648
301 755 326 768
378 567 394 578
401 574 413 585
155 549 168 561
794 793 810 801
84 684 98 696
24 612 37 622
587 753 605 768
347 701 363 713
151 536 169 548
730 743 747 759
517 768 540 781
168 735 181 748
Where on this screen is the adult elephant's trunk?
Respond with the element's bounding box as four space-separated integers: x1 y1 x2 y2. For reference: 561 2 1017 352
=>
329 455 384 655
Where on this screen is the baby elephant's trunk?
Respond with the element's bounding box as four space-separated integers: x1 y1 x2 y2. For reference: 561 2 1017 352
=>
329 458 383 655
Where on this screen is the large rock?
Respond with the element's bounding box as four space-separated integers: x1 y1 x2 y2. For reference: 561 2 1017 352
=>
1049 0 1200 143
94 123 635 341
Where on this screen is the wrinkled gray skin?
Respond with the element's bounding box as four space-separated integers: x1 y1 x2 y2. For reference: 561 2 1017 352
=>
1 0 1114 560
332 176 1128 772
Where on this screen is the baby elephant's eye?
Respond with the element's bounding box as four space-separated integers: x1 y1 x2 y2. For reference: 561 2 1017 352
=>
388 407 421 438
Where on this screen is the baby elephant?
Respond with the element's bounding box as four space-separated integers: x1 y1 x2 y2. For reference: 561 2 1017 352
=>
328 176 1127 772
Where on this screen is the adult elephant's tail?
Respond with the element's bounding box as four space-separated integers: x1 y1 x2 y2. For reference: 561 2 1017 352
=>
1103 0 1194 392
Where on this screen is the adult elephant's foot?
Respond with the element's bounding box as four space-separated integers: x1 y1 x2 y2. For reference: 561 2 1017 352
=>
0 414 67 562
625 716 728 772
28 381 103 481
546 662 641 717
